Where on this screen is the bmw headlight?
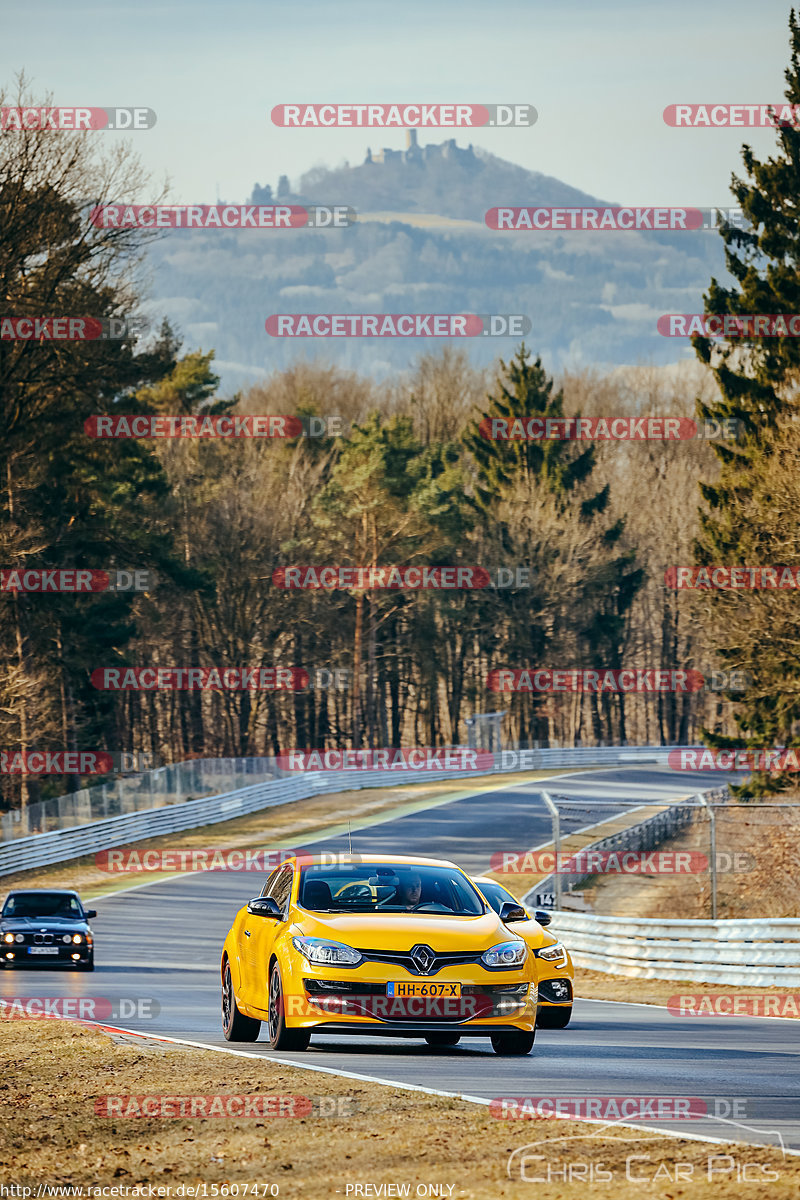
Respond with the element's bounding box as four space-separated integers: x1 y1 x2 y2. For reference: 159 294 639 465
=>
2 933 13 945
292 936 362 966
481 940 527 968
62 935 72 944
537 941 568 967
72 934 83 944
15 934 24 944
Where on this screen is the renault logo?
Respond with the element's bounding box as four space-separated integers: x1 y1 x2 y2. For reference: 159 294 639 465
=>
410 944 436 974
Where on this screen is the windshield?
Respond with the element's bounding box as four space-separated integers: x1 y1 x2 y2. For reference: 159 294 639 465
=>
476 880 519 914
298 864 486 915
2 893 83 919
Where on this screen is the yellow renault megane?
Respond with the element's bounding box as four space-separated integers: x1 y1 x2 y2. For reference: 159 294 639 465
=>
220 854 538 1055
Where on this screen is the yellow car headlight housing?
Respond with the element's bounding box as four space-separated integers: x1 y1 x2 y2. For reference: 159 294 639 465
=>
292 936 363 967
537 941 568 967
481 940 527 968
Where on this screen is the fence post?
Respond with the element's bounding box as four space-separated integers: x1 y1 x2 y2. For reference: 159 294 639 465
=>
540 791 561 910
697 792 717 919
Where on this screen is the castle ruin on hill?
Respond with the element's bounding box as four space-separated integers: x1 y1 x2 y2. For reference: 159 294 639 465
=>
364 129 477 166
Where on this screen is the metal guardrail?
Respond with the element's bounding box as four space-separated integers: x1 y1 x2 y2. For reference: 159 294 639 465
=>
0 745 695 877
523 787 730 904
551 911 800 986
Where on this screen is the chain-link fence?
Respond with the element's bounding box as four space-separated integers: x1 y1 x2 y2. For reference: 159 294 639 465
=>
496 790 800 920
0 758 279 840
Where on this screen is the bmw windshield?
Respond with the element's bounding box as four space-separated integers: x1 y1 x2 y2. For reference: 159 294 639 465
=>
298 864 486 915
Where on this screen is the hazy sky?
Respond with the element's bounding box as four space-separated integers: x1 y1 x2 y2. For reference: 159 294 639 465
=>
3 1 794 207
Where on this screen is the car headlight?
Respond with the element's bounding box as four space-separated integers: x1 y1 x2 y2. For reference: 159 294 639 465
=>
62 935 72 944
15 934 24 944
72 934 83 944
292 937 362 966
2 933 13 944
537 941 568 967
481 940 527 968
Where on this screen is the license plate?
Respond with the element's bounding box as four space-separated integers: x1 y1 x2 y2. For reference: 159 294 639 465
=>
28 947 59 955
386 982 461 997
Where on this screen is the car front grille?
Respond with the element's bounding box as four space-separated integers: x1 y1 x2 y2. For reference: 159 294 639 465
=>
354 948 484 976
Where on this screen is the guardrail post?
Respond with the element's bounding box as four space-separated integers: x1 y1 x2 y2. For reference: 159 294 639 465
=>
697 792 717 920
540 791 561 910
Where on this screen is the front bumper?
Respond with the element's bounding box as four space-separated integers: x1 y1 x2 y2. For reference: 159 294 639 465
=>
2 945 92 966
244 959 538 1032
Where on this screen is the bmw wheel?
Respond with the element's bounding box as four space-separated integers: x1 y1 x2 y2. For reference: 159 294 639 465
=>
222 962 261 1042
267 962 311 1051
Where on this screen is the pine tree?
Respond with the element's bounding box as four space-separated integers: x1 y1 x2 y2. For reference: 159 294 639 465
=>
692 10 800 792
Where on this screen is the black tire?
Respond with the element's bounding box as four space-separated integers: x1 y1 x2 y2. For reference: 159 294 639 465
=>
491 1029 536 1056
424 1033 461 1047
222 962 261 1042
537 1005 572 1029
267 962 311 1051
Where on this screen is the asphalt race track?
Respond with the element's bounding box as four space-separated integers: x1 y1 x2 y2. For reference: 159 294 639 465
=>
3 765 799 1153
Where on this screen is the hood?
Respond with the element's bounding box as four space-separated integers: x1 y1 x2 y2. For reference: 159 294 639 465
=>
0 915 89 929
508 918 559 950
291 909 513 951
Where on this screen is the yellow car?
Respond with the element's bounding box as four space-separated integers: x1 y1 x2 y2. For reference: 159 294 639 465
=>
472 876 574 1028
221 854 538 1055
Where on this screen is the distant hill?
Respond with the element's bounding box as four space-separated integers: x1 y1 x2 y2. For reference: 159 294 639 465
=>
143 135 730 392
252 134 610 220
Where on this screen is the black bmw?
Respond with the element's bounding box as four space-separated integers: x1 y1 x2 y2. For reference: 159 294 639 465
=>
1 890 96 971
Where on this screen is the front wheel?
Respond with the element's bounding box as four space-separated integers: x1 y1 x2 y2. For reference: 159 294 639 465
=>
424 1033 460 1047
537 1006 572 1029
222 963 261 1042
491 1029 535 1056
267 962 311 1051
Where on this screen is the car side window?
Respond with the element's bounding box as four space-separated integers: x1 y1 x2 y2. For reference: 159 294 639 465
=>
266 866 293 917
260 868 280 898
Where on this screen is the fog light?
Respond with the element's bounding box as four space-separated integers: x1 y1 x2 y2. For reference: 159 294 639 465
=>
5 952 14 959
71 953 80 960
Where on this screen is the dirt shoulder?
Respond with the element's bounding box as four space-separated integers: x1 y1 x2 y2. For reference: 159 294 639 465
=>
1 1020 795 1197
574 967 800 1016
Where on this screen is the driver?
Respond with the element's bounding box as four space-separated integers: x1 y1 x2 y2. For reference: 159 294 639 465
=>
394 871 422 909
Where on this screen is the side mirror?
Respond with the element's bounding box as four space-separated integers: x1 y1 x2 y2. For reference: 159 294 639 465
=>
84 909 97 919
247 897 282 919
535 909 552 926
499 901 528 923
